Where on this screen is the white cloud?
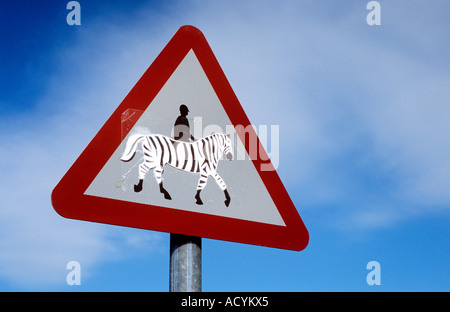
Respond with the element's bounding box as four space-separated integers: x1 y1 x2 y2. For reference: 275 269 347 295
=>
0 135 106 286
347 209 402 231
0 119 165 287
0 7 169 288
186 1 450 226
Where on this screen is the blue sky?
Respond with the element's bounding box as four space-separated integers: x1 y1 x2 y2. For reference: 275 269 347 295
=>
0 0 449 291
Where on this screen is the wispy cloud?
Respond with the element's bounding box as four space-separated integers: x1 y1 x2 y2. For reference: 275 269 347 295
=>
0 5 169 288
187 1 450 228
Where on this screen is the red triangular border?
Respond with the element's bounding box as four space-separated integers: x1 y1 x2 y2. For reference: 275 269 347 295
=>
51 26 308 251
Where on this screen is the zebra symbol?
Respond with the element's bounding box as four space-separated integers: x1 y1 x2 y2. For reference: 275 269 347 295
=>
120 133 233 207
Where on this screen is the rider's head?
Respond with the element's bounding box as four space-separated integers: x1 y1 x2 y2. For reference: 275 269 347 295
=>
180 104 189 116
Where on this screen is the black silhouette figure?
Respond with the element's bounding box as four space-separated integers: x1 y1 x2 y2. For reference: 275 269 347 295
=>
174 104 196 142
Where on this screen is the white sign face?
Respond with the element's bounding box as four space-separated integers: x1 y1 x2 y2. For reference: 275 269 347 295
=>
84 50 285 226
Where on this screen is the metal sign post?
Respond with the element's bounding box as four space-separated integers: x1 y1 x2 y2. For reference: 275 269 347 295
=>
169 234 202 292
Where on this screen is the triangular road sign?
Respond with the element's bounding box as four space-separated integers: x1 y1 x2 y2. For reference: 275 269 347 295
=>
51 26 308 251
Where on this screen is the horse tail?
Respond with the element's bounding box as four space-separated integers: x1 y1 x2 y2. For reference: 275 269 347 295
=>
120 134 146 162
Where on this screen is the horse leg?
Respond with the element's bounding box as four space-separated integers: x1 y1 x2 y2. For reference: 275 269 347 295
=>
212 172 230 207
224 189 231 207
134 179 144 192
195 189 203 205
134 161 153 192
195 172 208 205
159 181 172 200
154 166 171 200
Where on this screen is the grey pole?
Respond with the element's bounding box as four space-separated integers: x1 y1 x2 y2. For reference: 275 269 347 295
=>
169 234 202 292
